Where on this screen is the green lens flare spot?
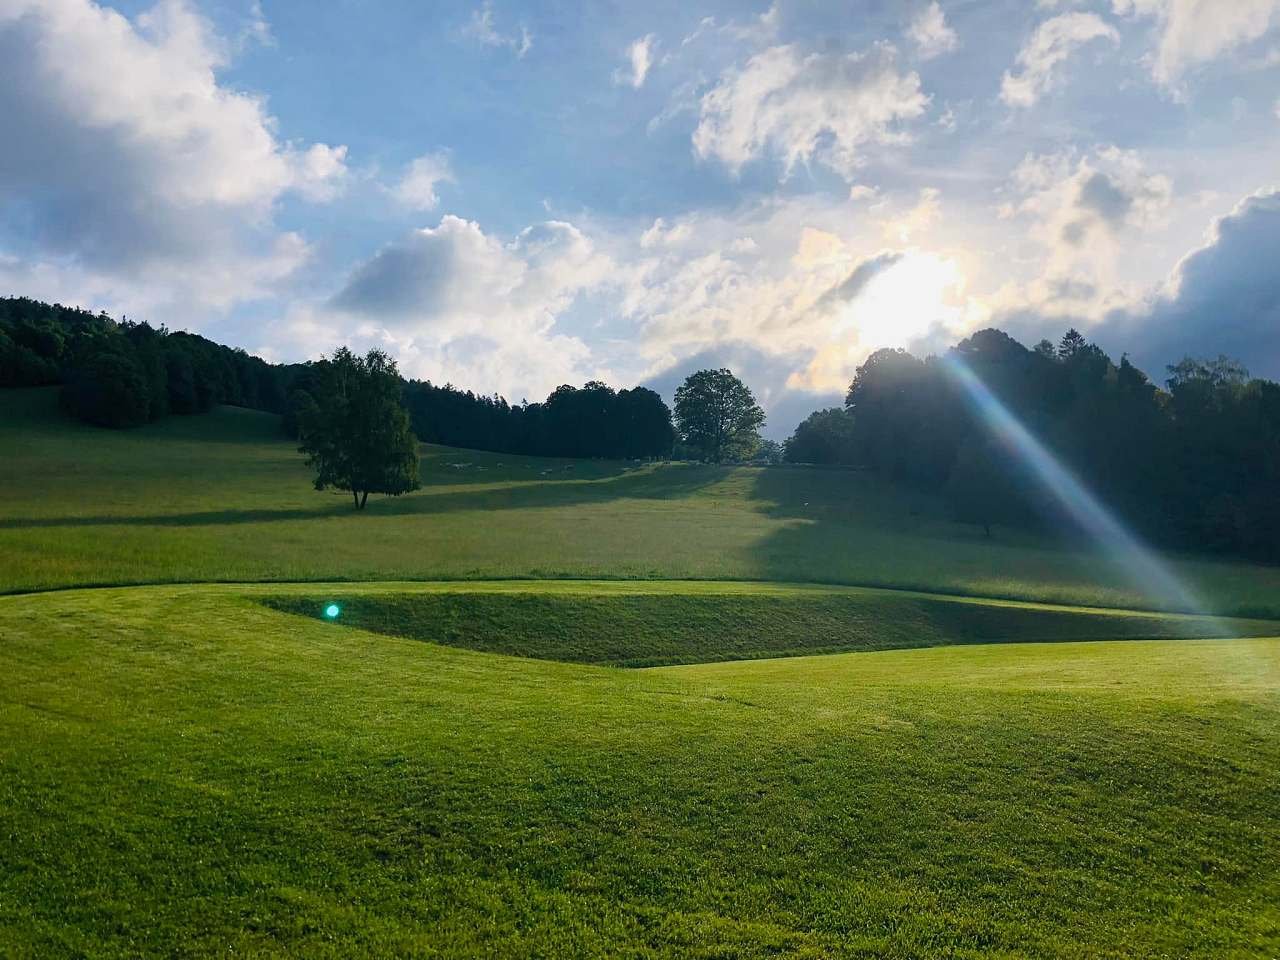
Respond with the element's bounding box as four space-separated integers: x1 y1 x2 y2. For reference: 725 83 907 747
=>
324 604 341 619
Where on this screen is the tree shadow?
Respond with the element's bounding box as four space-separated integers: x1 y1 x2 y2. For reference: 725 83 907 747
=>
0 462 725 529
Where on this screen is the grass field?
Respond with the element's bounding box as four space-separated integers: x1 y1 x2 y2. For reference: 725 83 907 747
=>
3 387 1280 617
3 390 1280 957
2 583 1279 957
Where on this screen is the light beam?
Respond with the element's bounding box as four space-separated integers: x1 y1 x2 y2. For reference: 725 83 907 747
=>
944 355 1207 616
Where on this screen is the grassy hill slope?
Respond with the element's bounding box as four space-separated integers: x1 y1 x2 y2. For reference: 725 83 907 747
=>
260 581 1280 667
2 584 1278 957
3 387 1280 616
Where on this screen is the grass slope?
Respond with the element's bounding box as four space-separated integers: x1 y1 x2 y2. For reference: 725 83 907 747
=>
4 386 1280 616
261 582 1280 666
2 583 1278 957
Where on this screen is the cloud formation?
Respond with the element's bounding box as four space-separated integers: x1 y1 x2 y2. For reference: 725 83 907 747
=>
1001 13 1119 107
391 153 454 211
324 216 614 399
693 42 928 180
907 2 958 60
0 0 346 308
616 34 657 88
461 1 532 57
1115 0 1280 84
1112 188 1280 377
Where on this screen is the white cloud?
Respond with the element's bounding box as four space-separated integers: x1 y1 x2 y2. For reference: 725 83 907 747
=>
391 153 454 211
324 216 614 399
907 2 958 60
693 42 929 180
998 146 1173 315
1000 13 1119 107
1114 0 1280 84
616 34 657 88
0 0 346 309
462 1 532 57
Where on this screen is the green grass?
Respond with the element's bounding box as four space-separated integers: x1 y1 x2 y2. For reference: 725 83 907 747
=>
261 582 1280 667
3 387 1280 616
5 389 1280 955
2 583 1279 957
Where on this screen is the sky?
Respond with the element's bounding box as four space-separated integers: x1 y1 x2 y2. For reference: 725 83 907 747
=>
2 0 1279 437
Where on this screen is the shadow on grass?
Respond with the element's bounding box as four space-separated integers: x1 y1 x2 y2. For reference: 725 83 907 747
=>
0 462 727 529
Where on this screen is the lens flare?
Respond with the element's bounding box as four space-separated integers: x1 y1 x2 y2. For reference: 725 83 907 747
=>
324 603 341 619
943 355 1207 616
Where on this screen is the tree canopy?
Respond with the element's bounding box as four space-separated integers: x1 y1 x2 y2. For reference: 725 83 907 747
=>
673 368 766 463
296 348 421 510
786 327 1280 562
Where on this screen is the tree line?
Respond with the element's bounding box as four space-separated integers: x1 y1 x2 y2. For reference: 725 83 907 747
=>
784 328 1280 562
1 297 297 427
0 296 766 464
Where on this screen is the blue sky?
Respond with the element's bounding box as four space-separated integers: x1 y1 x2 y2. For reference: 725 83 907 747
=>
2 0 1279 435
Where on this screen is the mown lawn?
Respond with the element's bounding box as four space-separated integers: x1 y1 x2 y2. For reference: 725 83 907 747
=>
1 583 1278 957
3 387 1280 617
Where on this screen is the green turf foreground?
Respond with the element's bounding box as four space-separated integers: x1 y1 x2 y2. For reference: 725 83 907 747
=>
3 582 1278 958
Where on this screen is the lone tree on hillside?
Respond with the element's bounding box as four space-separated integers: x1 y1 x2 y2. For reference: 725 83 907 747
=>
297 347 420 509
673 368 765 463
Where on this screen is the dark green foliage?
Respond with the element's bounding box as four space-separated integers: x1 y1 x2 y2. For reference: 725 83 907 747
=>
297 348 421 509
261 588 1276 668
60 344 154 428
0 297 303 429
398 379 673 459
789 327 1280 562
783 407 857 464
674 368 766 463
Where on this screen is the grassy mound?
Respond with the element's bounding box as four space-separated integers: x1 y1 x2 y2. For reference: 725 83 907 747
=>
5 385 1280 617
2 583 1278 957
262 584 1280 666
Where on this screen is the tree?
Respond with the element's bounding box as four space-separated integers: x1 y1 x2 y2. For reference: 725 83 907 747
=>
944 438 1026 538
60 343 153 428
784 408 857 464
673 368 765 463
297 348 421 509
1057 328 1087 361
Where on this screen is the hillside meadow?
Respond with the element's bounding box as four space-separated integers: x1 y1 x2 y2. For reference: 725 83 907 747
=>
3 387 1280 617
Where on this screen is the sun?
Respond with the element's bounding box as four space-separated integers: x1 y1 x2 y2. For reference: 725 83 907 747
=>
837 252 965 353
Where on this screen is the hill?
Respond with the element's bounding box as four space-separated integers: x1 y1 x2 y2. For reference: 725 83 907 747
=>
3 387 1280 616
2 583 1278 957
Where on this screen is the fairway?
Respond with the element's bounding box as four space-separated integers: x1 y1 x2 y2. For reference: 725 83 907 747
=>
2 582 1279 957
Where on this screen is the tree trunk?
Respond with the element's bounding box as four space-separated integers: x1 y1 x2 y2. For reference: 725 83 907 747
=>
352 489 361 509
360 490 369 509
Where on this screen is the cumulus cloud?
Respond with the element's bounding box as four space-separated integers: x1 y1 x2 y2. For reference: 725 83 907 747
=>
391 153 454 211
997 147 1172 315
1111 188 1280 376
907 2 958 60
461 1 532 57
324 216 614 399
616 34 657 88
692 42 929 180
1114 0 1280 84
1000 13 1119 107
0 0 347 308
